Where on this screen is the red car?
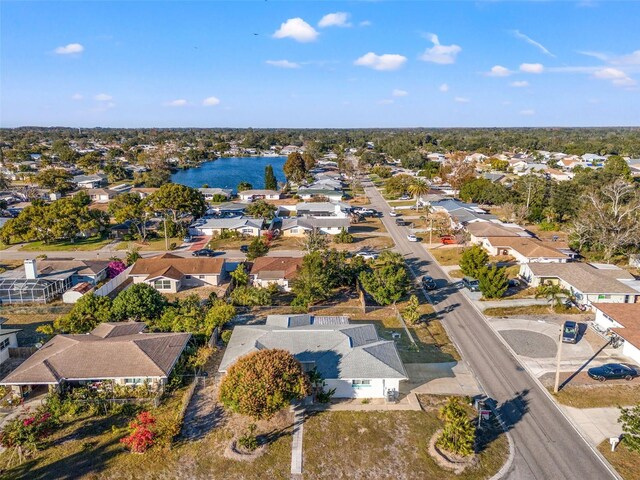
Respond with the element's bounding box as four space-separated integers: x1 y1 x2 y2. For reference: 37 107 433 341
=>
440 235 457 245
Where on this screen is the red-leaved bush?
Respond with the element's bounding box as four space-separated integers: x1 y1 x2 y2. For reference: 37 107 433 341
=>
120 411 156 453
107 260 127 279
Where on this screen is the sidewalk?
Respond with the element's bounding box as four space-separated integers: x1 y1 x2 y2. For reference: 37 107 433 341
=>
306 393 422 412
562 406 622 446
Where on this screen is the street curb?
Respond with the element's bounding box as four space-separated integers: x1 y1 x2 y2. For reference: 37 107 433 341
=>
429 253 622 480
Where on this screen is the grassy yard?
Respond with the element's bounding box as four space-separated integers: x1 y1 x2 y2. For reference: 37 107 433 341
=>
20 236 113 252
116 237 184 251
0 306 71 346
550 384 640 408
0 389 294 480
429 247 465 266
598 441 640 480
303 408 508 480
483 304 583 316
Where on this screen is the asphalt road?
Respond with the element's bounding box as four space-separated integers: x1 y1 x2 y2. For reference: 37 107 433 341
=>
364 182 618 480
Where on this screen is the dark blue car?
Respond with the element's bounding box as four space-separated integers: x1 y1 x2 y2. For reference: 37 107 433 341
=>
587 363 638 382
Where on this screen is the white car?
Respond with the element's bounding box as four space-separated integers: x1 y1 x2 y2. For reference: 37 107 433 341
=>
407 234 418 242
389 210 399 217
399 195 410 200
355 251 379 260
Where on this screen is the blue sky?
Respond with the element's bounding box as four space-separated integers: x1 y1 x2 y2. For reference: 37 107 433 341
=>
1 1 639 128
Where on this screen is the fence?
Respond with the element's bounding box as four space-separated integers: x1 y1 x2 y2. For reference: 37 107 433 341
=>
94 266 133 297
175 378 199 440
208 326 219 348
9 347 37 359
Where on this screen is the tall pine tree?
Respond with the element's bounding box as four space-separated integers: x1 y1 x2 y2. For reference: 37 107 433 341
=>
264 164 277 190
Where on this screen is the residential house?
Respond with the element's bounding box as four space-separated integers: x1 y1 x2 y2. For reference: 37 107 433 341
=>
280 145 301 155
198 188 233 201
130 187 159 199
72 174 108 189
519 262 640 307
431 199 498 228
482 237 570 264
545 168 572 182
592 303 640 364
190 217 263 237
219 315 408 399
0 259 109 305
0 322 190 396
297 188 344 202
238 189 281 202
0 319 20 367
249 257 304 291
84 188 118 203
466 221 530 245
293 202 350 217
129 253 225 293
279 216 351 236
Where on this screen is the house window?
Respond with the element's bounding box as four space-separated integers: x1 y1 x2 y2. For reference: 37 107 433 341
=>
198 275 206 279
300 361 316 373
0 338 10 350
153 279 172 290
351 379 372 388
290 228 299 234
124 378 146 385
241 228 253 234
185 275 191 279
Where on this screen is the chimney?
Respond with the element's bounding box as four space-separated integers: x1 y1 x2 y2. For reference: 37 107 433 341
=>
24 259 38 280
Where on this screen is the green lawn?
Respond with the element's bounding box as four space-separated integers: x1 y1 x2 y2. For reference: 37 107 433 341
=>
304 408 508 480
598 441 640 480
115 237 183 251
428 247 465 266
20 236 113 252
483 305 583 316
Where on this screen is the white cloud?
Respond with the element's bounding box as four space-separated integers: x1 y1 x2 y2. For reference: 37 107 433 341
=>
420 34 461 64
359 20 372 27
378 99 394 105
165 99 188 107
71 93 84 100
520 63 544 74
578 50 610 61
94 93 113 101
439 83 449 92
520 109 535 116
593 68 636 87
487 65 512 77
354 52 407 71
454 97 470 103
203 96 221 106
265 59 301 69
614 50 640 65
318 12 351 28
392 89 408 97
510 81 529 88
54 43 84 55
273 18 319 42
511 30 555 58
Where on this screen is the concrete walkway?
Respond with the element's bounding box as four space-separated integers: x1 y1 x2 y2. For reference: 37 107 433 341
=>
562 406 623 446
403 361 482 397
306 393 422 412
290 405 304 477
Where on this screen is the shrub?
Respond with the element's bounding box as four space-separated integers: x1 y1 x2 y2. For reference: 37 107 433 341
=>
237 423 259 452
219 349 310 420
107 260 127 278
221 329 233 344
333 228 354 244
120 411 156 454
0 406 60 455
459 245 489 278
478 265 509 299
436 397 476 457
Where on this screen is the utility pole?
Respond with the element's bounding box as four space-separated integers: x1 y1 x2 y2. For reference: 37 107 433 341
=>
164 216 169 251
554 328 563 393
429 217 433 246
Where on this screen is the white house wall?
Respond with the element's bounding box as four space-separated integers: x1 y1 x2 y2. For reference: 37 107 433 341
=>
622 341 640 364
324 378 400 399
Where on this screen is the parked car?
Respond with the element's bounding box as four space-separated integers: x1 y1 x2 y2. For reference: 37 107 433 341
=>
561 321 579 344
508 278 521 288
240 245 249 253
355 250 379 260
399 195 410 200
407 234 418 242
192 248 216 257
440 235 456 245
462 277 480 292
422 276 437 290
395 218 407 226
182 235 193 243
389 210 399 217
587 363 638 382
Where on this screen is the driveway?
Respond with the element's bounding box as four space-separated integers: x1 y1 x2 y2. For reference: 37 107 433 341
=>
402 361 482 397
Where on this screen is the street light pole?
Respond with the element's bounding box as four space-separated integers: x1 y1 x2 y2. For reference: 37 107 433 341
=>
554 329 563 393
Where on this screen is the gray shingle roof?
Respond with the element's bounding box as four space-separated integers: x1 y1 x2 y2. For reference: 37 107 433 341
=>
527 263 639 294
219 317 407 381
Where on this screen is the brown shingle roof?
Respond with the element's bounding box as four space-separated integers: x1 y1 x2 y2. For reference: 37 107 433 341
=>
130 253 224 280
527 263 638 294
466 222 526 238
0 322 190 385
250 257 304 280
594 303 640 349
485 237 568 259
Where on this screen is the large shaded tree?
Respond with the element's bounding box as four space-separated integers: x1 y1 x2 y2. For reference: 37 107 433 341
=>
358 251 409 306
111 283 167 321
283 152 306 183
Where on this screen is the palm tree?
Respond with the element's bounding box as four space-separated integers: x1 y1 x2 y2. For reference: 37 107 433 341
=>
535 283 571 312
407 178 430 211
